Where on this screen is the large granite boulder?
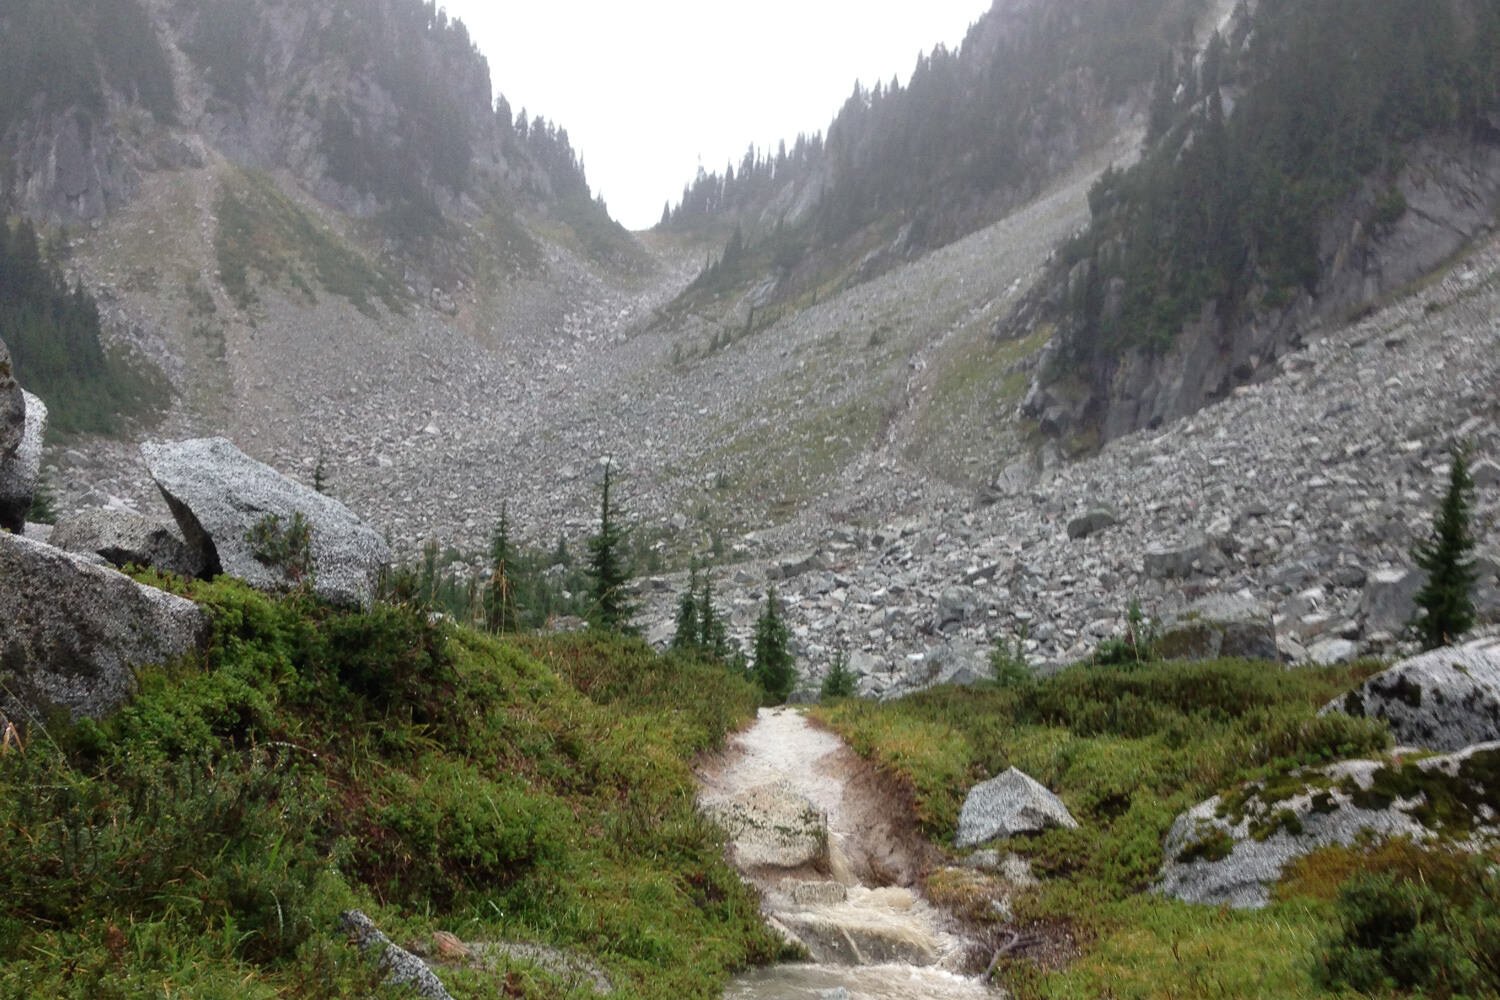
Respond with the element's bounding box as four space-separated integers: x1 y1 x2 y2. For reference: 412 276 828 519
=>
0 338 23 459
956 767 1079 848
1155 592 1279 662
1156 743 1500 909
141 437 390 608
1143 534 1225 580
1326 644 1500 751
0 390 46 534
0 531 209 722
703 780 829 870
50 507 205 578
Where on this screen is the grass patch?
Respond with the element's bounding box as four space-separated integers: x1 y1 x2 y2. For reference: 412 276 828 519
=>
0 579 788 998
214 168 406 317
815 656 1403 998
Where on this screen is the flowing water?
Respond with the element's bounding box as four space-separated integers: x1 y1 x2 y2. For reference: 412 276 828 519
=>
699 708 999 1000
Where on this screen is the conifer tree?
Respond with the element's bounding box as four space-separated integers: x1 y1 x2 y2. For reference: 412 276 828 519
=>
485 502 517 633
752 585 796 702
820 650 857 700
586 460 635 632
671 565 702 653
1410 445 1478 650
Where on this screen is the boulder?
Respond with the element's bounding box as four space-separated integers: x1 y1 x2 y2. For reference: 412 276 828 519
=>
1143 534 1223 580
341 910 456 1000
0 390 46 534
1306 637 1360 666
0 337 22 459
1067 509 1118 540
50 507 204 578
141 437 390 608
936 586 977 628
704 781 829 869
1326 644 1500 751
0 531 209 722
1155 593 1278 662
1360 567 1425 634
956 767 1079 848
1156 743 1500 908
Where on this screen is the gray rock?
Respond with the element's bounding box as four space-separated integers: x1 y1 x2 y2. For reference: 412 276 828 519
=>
1326 644 1500 751
1156 593 1278 662
1156 743 1500 908
937 586 977 628
955 767 1079 848
0 338 22 459
0 390 46 534
1361 568 1425 635
50 507 205 578
705 781 828 869
1144 535 1221 580
0 531 209 722
1306 637 1360 666
341 910 456 1000
142 437 390 608
1067 509 1118 540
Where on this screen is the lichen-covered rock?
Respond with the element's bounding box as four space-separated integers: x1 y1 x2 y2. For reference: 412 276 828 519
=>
955 767 1078 848
1156 593 1278 662
0 531 208 722
0 390 46 534
1156 743 1500 908
50 507 204 578
341 910 455 1000
141 437 390 608
1325 645 1500 751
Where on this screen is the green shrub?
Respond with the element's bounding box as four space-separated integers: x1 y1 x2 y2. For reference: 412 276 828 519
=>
821 650 859 700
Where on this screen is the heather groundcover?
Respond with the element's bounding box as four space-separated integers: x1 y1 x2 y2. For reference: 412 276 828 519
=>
0 578 790 999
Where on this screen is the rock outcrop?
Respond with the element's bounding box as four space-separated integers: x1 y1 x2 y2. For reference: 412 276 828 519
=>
0 390 46 534
1155 593 1278 662
341 910 455 1000
0 531 208 722
1327 644 1500 751
50 507 204 578
141 437 390 608
955 768 1079 848
1157 742 1500 908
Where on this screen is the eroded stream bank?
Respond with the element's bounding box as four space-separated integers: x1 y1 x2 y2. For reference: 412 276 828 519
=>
698 708 998 1000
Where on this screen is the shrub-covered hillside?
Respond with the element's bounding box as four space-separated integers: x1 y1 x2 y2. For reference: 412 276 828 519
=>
0 580 790 999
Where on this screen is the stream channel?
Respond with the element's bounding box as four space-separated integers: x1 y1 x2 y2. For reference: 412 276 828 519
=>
698 708 999 1000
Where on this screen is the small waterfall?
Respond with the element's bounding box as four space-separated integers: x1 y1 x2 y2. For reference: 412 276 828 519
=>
699 708 1000 1000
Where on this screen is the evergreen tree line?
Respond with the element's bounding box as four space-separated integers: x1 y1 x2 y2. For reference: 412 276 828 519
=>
1057 0 1500 372
0 219 167 436
658 0 1194 258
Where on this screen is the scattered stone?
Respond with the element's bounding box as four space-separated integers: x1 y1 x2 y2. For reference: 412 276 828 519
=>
1144 535 1221 580
141 437 391 608
0 531 209 722
1326 644 1500 751
341 910 456 1000
956 767 1079 848
0 390 46 534
50 507 204 578
1156 743 1500 908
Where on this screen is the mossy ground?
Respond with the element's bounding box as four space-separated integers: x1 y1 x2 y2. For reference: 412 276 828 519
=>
810 656 1464 999
0 579 791 999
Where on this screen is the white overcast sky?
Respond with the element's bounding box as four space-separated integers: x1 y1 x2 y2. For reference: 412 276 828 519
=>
441 1 990 230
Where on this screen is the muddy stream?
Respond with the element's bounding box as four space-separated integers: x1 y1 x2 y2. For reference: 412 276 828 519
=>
698 708 998 1000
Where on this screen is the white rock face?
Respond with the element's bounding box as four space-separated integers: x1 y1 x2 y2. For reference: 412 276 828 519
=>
955 767 1079 848
0 531 208 721
142 437 390 608
1326 644 1500 751
1156 742 1500 908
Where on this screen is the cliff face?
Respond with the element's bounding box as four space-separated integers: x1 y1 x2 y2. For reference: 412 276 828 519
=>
1014 0 1500 451
0 0 584 235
